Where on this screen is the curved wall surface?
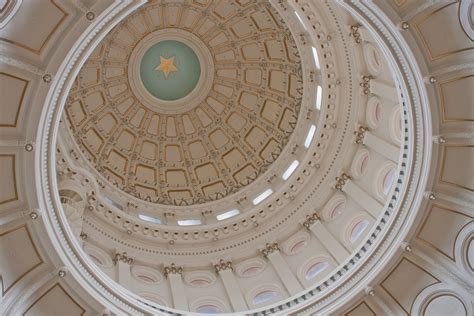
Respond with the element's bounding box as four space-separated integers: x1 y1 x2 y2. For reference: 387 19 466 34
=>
0 0 472 315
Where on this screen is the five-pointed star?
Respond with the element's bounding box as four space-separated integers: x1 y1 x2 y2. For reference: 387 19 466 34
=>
155 56 178 79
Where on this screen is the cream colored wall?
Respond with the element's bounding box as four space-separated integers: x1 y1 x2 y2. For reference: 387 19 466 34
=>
0 0 472 315
339 0 473 315
0 1 116 315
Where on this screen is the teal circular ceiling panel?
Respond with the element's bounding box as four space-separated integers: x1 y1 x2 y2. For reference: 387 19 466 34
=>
140 40 201 101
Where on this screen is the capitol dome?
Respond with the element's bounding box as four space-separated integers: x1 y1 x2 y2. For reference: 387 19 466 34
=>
0 0 472 315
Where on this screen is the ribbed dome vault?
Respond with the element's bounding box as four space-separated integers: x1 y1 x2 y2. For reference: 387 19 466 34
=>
64 1 302 206
0 0 472 315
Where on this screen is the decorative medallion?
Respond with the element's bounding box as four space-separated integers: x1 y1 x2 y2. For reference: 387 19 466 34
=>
140 40 200 100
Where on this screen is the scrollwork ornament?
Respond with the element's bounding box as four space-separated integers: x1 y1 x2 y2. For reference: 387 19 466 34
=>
350 23 362 43
303 212 320 229
113 252 134 265
354 126 368 144
261 242 280 258
335 172 351 191
360 75 372 95
163 263 183 277
214 259 233 273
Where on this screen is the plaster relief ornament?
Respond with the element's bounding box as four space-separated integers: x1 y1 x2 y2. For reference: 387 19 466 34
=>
63 3 302 206
49 0 429 314
155 55 178 79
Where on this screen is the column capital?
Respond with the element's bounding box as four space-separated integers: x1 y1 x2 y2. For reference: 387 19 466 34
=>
350 23 362 43
302 212 320 229
163 263 183 277
354 126 368 144
261 242 280 258
113 251 133 265
335 172 351 192
360 75 373 95
214 259 233 273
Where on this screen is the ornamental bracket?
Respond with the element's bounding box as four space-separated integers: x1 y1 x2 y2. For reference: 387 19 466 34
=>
360 75 372 95
354 126 368 144
261 242 280 258
163 263 183 277
302 212 320 229
113 252 133 265
335 172 351 192
214 259 233 273
350 24 362 43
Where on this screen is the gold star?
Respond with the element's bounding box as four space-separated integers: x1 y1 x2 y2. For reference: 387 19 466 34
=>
155 56 178 79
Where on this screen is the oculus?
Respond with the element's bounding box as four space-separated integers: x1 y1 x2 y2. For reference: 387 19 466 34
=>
140 40 200 101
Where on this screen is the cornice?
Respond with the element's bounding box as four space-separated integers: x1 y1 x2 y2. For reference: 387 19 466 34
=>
53 0 360 254
33 0 432 315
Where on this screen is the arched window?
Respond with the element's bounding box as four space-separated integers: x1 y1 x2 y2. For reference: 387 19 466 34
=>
351 149 370 179
196 305 223 314
190 279 211 287
138 214 161 224
350 219 370 243
290 239 308 255
330 201 345 220
305 261 329 280
236 258 266 278
363 43 383 76
321 194 346 222
191 298 227 314
366 97 383 129
360 154 369 175
376 163 398 199
131 266 162 285
382 168 397 196
184 272 216 287
83 244 113 268
390 107 402 144
242 266 263 277
253 290 281 305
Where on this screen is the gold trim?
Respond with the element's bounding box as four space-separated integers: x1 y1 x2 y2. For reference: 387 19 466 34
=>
380 257 440 314
0 72 29 127
0 225 43 295
0 154 18 204
344 301 376 315
23 283 86 315
439 144 474 192
422 293 468 316
438 75 474 122
413 1 473 61
0 0 68 55
416 204 473 262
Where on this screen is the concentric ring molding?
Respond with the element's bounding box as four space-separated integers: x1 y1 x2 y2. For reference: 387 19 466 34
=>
285 0 432 313
62 0 304 207
54 0 364 275
36 1 432 315
56 0 343 245
38 1 176 314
